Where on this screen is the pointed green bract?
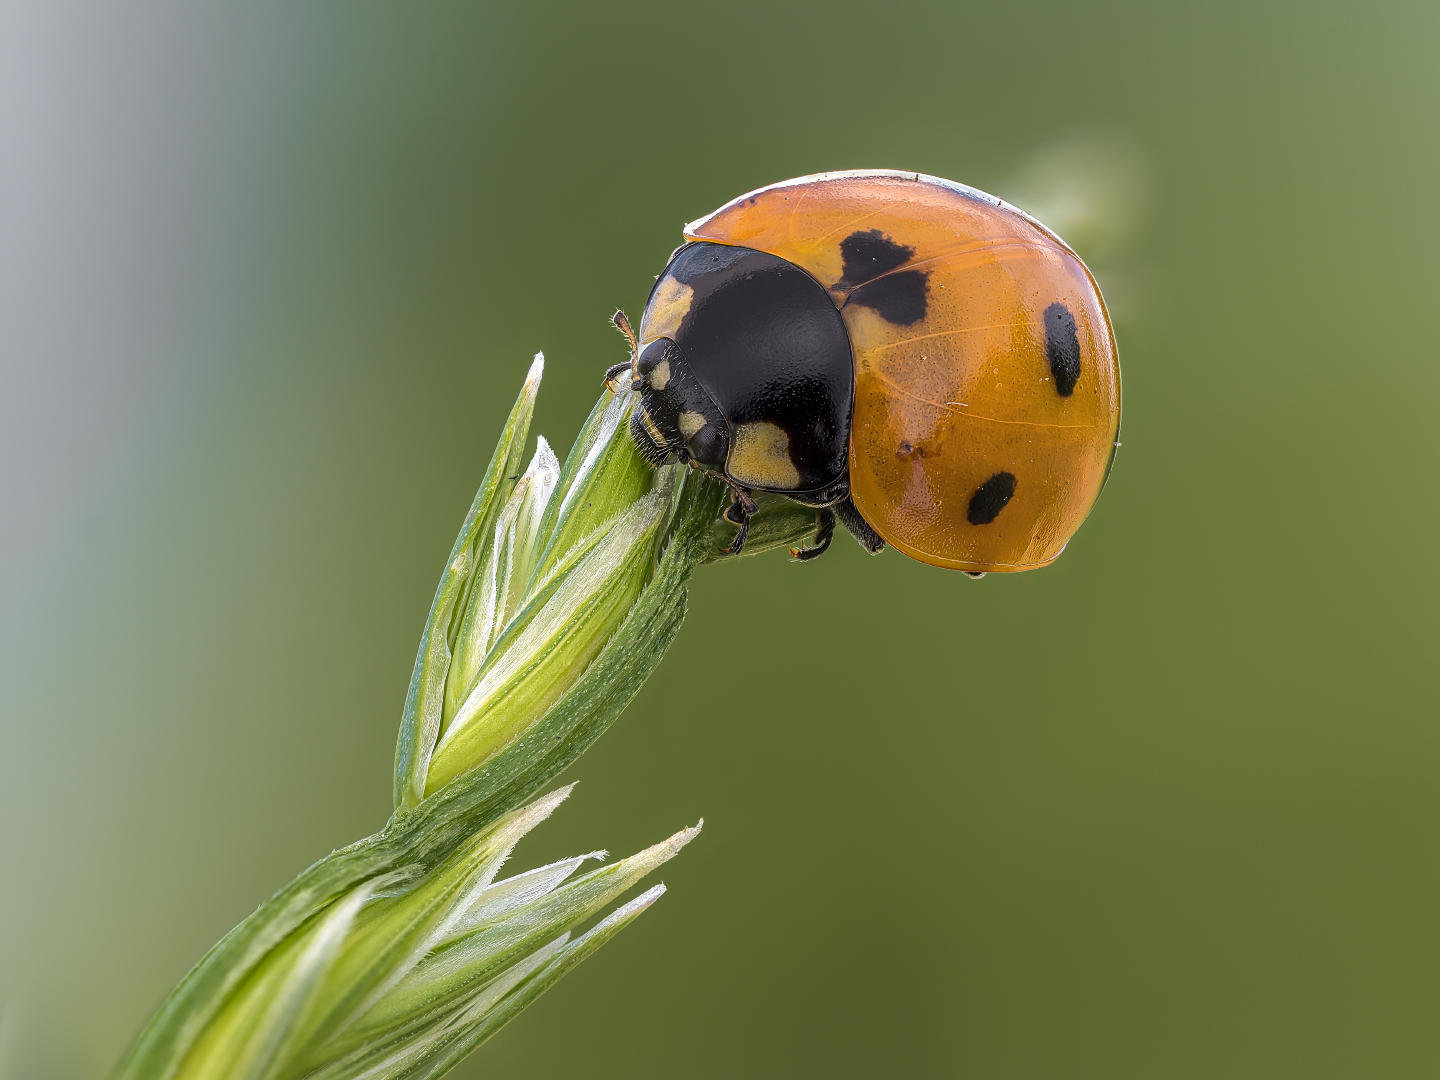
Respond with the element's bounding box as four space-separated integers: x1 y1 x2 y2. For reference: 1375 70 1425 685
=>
313 823 699 1063
300 888 665 1080
443 437 560 734
528 387 655 592
144 787 695 1080
282 790 575 1063
171 875 393 1080
401 365 680 798
394 353 545 811
425 483 672 794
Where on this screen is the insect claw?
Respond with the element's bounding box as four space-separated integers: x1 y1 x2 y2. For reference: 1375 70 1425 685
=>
603 360 632 392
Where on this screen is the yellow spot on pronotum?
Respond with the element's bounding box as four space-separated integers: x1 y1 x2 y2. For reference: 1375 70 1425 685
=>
649 359 671 390
728 421 801 490
640 277 694 344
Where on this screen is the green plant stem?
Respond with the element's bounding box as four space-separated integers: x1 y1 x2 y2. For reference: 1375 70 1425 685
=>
113 358 819 1080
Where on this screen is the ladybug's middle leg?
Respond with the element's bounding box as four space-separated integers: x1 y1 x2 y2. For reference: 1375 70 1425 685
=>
673 456 752 555
719 482 759 556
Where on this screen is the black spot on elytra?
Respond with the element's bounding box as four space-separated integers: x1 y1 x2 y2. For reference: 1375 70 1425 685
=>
967 472 1016 525
838 229 914 286
850 271 929 325
837 229 929 325
1044 302 1081 396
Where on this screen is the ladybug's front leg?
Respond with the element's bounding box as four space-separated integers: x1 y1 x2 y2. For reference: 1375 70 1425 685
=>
720 486 759 556
603 361 635 392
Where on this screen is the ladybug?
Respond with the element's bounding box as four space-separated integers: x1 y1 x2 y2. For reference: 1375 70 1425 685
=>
605 170 1121 574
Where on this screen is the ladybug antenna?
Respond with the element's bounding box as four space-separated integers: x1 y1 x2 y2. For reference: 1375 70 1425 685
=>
604 309 641 394
611 309 639 362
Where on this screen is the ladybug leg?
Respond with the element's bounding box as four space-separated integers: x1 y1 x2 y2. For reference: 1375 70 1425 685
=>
789 508 836 561
603 361 632 391
720 485 759 556
676 455 750 554
835 497 885 555
721 502 751 556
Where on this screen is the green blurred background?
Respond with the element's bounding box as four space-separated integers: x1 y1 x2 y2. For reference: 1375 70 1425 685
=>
2 1 1437 1076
